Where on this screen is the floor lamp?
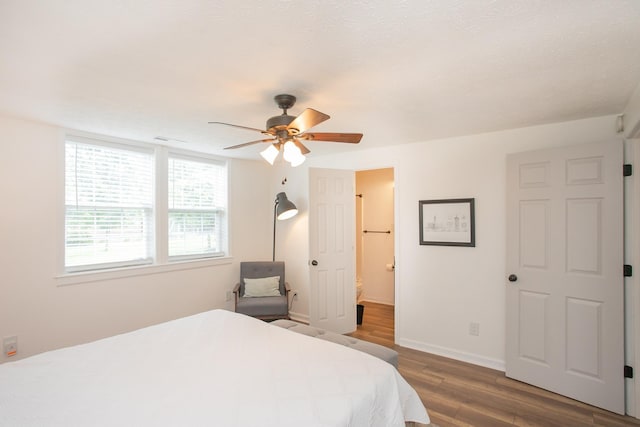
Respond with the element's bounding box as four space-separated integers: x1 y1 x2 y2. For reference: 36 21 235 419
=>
273 192 298 262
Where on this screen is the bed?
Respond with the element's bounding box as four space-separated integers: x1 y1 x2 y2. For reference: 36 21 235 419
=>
0 309 430 426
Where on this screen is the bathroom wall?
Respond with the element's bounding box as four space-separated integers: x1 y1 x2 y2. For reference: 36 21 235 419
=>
355 168 395 305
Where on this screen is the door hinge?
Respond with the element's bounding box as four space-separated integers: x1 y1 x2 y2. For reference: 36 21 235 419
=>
624 265 633 277
624 164 633 177
625 365 634 378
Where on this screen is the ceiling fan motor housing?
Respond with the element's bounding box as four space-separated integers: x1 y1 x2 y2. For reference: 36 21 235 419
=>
267 94 298 133
266 114 296 133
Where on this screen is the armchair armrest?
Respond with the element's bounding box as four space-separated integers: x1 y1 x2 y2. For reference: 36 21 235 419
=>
284 282 291 296
233 282 240 294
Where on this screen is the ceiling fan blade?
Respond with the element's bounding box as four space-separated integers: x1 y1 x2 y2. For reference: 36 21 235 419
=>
287 108 330 134
209 121 269 134
300 132 363 144
292 138 311 155
224 138 274 150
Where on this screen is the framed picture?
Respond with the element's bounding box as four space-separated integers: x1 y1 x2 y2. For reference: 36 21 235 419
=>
419 198 475 247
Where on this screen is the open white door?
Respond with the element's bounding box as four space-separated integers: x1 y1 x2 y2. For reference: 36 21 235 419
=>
308 167 356 334
506 141 624 414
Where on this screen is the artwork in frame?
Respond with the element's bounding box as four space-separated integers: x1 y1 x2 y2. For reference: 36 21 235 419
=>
419 198 475 247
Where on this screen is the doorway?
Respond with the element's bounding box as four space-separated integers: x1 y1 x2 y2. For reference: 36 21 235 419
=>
355 168 395 330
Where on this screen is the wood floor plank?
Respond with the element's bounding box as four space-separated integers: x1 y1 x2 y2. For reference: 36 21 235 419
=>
455 404 517 427
349 301 640 427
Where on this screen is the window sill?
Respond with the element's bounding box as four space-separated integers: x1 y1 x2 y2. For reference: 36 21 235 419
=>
55 256 233 287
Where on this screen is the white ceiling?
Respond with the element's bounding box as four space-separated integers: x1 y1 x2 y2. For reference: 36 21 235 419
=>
1 0 639 160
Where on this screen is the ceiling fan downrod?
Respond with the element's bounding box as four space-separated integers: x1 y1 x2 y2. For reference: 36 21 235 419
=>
267 94 298 132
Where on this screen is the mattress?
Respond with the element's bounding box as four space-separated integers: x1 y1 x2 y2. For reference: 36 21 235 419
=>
0 309 429 426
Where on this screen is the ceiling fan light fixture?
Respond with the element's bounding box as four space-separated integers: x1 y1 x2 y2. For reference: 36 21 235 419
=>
283 140 302 163
260 144 280 165
290 151 306 167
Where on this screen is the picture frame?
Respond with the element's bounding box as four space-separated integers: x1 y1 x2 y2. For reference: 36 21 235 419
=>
419 198 475 247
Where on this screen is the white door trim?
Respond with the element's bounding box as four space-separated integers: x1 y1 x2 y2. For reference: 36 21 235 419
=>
631 139 640 418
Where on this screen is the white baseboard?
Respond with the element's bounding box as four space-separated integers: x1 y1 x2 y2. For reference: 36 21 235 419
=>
288 311 309 324
398 337 505 372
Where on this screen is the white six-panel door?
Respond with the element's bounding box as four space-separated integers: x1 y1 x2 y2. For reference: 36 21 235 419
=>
506 141 624 414
308 168 356 334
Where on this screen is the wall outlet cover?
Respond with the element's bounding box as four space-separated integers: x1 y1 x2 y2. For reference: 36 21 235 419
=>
469 322 480 336
3 336 17 357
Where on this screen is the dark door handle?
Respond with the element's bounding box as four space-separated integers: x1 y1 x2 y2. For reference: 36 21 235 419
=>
311 260 318 266
508 274 518 282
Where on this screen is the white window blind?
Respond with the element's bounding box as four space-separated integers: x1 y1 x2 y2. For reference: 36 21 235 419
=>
168 155 227 259
65 140 154 272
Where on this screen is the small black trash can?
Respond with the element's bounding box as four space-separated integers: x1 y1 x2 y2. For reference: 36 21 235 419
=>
356 304 364 325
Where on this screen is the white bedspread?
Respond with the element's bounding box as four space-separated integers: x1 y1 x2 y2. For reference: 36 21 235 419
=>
0 309 429 426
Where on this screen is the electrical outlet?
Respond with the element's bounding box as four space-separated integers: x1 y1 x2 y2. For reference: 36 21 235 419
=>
225 291 232 302
469 322 480 336
3 335 17 357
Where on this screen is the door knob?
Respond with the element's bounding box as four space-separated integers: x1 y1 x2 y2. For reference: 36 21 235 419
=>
311 260 318 266
508 274 518 282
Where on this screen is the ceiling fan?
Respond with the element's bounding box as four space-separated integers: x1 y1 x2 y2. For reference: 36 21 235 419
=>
209 94 363 166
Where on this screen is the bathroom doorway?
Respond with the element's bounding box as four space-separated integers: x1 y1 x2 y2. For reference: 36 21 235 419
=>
355 168 395 332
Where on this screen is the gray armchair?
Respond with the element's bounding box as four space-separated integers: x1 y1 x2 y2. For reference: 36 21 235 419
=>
233 261 291 320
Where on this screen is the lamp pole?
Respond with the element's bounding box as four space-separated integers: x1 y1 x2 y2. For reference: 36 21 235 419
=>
273 201 278 262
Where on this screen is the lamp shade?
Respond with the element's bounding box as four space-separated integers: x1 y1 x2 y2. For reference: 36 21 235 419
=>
275 192 298 220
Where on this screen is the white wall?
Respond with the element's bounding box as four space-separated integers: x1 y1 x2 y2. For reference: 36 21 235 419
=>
625 82 640 138
279 114 623 369
268 168 310 322
0 114 273 362
0 111 629 372
356 168 395 305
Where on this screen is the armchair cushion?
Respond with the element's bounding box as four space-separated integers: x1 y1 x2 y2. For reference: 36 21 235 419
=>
236 295 288 318
239 262 286 296
243 276 281 297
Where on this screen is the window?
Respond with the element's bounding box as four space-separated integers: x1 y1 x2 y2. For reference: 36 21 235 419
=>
168 155 227 260
65 140 153 272
64 136 229 274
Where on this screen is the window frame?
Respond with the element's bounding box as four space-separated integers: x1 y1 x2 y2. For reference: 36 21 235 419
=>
58 132 232 285
166 152 228 262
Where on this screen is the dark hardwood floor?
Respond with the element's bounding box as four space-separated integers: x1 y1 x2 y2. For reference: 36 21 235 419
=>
349 301 640 427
